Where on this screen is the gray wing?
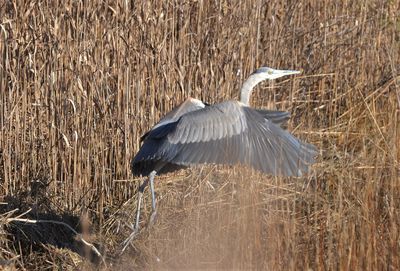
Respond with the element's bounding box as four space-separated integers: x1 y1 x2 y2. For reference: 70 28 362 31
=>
158 97 206 123
140 97 206 141
133 101 317 177
255 109 290 126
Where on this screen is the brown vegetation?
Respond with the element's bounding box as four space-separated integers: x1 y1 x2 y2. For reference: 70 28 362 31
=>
0 0 399 270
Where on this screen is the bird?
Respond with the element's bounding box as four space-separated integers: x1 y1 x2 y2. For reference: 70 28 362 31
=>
130 67 317 233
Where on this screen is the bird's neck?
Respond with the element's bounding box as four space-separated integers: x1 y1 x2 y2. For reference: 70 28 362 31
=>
240 74 265 106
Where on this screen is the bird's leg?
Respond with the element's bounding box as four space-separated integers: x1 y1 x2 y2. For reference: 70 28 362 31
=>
134 178 149 231
122 177 149 252
148 170 158 225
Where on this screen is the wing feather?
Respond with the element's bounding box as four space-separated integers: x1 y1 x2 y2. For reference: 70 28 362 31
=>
132 100 317 177
141 98 206 142
255 109 290 126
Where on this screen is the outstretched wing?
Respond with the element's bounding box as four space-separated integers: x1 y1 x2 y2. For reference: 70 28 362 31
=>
140 97 206 141
255 109 290 126
133 101 317 177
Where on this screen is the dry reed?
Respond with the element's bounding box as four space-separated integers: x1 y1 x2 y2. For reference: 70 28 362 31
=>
0 0 399 270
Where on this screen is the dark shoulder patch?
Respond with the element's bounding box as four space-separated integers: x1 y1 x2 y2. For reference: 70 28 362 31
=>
141 120 179 142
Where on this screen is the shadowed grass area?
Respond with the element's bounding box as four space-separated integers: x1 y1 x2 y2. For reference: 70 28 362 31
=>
0 0 399 270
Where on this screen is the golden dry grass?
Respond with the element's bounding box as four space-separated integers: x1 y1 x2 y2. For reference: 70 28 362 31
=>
0 0 399 270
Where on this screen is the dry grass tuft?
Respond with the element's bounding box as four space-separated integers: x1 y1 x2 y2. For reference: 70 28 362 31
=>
0 0 399 270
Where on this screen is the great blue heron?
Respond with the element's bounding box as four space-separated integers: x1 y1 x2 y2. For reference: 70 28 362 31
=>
130 67 317 232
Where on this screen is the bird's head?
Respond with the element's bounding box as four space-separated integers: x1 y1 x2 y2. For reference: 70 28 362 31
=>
251 67 301 80
240 66 302 105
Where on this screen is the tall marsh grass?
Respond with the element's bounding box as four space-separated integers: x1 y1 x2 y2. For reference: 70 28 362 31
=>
0 0 399 269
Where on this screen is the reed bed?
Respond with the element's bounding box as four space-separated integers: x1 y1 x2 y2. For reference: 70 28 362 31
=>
0 0 399 270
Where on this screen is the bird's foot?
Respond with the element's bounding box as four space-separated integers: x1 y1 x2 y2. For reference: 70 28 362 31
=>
149 210 158 226
121 226 139 253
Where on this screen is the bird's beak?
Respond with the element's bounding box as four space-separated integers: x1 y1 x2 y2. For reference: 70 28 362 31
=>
273 69 301 76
